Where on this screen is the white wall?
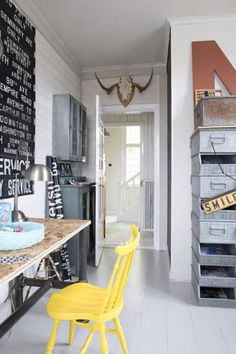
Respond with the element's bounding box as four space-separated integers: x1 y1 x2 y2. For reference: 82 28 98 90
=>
0 30 80 325
170 18 236 281
159 74 167 250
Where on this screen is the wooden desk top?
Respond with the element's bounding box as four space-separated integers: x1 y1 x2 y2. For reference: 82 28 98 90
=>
0 218 91 287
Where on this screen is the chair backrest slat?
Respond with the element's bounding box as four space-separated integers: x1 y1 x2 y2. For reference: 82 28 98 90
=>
116 252 135 305
106 255 129 310
102 224 140 314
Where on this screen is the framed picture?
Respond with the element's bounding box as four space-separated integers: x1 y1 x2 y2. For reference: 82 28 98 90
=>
65 163 72 176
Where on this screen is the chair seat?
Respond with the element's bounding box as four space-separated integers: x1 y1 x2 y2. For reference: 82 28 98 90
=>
47 283 121 322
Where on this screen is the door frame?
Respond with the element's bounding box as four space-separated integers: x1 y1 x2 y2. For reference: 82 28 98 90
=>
95 95 105 266
102 103 161 251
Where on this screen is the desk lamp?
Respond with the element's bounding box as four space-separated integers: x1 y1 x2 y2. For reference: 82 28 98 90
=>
12 164 52 222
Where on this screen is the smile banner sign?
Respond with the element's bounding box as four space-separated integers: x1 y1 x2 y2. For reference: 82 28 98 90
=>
202 189 236 214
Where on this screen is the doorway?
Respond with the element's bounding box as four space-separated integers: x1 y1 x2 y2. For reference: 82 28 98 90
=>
103 112 155 248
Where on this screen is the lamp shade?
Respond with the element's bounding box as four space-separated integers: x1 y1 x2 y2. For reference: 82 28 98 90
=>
25 164 52 181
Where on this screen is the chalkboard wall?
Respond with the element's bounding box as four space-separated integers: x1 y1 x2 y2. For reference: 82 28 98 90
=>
0 0 35 199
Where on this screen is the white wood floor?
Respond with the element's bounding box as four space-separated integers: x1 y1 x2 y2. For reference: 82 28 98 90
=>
1 249 236 354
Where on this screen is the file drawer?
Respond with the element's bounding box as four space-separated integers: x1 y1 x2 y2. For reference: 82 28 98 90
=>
191 128 236 157
192 194 236 221
192 270 236 308
191 175 236 198
192 212 236 244
192 233 236 266
191 154 236 176
192 250 236 287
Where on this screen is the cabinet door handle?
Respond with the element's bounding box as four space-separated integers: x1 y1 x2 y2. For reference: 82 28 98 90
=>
210 181 227 190
209 134 226 145
210 225 226 235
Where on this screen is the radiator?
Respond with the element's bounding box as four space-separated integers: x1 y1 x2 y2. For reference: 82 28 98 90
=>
142 180 154 231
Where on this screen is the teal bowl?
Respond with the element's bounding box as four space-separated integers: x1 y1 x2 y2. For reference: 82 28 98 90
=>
0 222 45 251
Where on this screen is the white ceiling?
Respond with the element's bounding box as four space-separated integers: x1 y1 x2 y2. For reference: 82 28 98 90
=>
15 0 236 73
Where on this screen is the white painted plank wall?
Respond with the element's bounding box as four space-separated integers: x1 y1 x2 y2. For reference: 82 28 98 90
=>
19 31 80 218
0 30 80 325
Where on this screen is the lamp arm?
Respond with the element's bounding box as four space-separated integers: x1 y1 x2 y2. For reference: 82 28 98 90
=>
13 174 19 213
11 146 27 222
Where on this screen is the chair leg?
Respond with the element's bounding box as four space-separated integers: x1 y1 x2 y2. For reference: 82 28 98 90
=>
69 320 76 345
80 328 96 354
45 319 60 354
99 325 109 354
113 317 129 354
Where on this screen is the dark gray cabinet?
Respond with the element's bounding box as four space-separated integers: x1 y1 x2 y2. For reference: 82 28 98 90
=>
61 184 90 275
61 184 90 220
52 94 87 162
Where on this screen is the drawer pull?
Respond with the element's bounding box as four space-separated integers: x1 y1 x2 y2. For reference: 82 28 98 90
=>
210 181 227 190
210 226 226 235
209 135 226 144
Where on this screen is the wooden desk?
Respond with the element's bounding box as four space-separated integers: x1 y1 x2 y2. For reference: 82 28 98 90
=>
0 218 91 338
0 218 91 286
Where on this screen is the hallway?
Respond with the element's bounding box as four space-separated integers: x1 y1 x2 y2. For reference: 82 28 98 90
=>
1 249 236 354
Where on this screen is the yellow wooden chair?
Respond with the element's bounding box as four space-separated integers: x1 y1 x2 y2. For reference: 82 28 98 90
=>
45 224 140 354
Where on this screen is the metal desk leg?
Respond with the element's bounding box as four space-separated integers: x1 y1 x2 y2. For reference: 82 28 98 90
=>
78 227 88 282
10 274 24 311
0 280 51 339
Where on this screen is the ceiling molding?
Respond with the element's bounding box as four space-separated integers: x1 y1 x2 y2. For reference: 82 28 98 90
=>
167 14 236 26
82 62 166 80
13 0 81 76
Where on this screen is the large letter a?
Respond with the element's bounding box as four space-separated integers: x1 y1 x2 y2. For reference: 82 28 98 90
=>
192 40 236 94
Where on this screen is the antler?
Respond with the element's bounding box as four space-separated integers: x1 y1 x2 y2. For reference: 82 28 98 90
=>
95 73 118 94
133 68 153 92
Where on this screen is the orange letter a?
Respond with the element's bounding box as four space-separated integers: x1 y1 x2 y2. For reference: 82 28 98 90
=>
192 40 236 94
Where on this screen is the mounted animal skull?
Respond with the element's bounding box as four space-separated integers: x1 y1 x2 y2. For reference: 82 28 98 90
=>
95 69 153 107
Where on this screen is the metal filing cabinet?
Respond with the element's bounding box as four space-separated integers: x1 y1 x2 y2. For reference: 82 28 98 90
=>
191 126 236 307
